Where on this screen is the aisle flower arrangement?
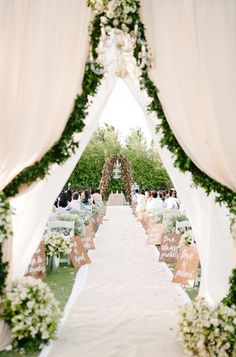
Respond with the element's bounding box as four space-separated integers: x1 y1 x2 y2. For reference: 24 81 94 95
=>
163 212 189 234
178 298 236 356
57 213 85 236
179 230 194 246
0 277 61 352
43 232 71 257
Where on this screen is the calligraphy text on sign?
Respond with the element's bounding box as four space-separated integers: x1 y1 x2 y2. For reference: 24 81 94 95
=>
159 233 181 264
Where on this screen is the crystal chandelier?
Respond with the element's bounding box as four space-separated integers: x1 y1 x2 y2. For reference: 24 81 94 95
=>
112 159 122 179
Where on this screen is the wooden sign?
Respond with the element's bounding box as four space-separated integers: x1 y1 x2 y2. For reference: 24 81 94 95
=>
145 216 156 234
147 223 164 245
92 214 99 233
159 233 181 264
69 236 91 269
82 225 95 251
27 241 46 279
81 236 95 251
172 246 199 287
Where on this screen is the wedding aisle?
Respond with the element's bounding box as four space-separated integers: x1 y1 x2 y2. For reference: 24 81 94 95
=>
46 206 186 357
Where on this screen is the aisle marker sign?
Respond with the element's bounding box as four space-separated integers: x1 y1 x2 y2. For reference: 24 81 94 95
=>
172 246 199 287
27 241 46 279
69 236 91 269
159 233 181 264
147 223 164 245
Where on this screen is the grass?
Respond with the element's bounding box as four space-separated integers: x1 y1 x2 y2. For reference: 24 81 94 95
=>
0 265 77 357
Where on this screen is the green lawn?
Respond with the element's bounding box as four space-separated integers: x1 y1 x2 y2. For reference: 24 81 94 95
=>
0 265 77 357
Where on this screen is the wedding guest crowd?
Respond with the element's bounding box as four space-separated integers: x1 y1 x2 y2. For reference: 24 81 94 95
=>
53 188 102 215
132 185 183 216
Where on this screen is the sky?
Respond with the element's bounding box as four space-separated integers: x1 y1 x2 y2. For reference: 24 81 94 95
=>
98 79 152 144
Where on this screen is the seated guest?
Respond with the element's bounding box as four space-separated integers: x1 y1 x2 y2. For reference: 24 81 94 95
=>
67 191 80 211
66 189 73 202
132 189 139 205
136 189 146 213
80 190 92 211
146 190 163 216
93 189 102 205
164 190 180 211
57 192 68 213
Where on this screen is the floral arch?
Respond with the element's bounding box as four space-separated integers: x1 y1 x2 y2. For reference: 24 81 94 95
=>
99 154 133 203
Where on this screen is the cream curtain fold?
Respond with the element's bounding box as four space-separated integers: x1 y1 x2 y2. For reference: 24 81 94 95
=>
124 77 233 304
9 76 117 280
0 0 90 190
140 0 236 192
0 0 91 348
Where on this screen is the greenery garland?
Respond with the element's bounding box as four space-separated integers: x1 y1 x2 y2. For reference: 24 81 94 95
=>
0 0 235 294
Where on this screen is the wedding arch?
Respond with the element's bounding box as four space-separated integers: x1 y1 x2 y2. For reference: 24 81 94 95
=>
99 154 133 203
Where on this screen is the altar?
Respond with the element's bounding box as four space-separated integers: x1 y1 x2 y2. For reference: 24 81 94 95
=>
108 192 127 206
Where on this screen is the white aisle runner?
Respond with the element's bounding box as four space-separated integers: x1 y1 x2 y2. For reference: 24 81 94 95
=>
48 207 185 357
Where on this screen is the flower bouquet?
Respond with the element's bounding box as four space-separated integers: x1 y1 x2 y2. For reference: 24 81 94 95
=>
178 297 236 356
43 232 71 257
0 277 61 352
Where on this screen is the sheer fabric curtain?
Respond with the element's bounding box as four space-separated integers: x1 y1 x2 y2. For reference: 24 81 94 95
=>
10 76 117 280
140 0 236 191
124 77 233 304
0 0 90 190
0 0 90 349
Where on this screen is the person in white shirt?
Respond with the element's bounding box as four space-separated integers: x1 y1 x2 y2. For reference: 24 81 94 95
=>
67 191 80 211
165 190 180 211
132 189 139 205
92 189 102 205
136 189 146 213
146 190 163 216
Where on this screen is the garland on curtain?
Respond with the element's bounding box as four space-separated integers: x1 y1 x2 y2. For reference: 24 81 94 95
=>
0 0 235 292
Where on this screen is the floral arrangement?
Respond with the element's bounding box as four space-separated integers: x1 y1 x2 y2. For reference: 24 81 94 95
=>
92 203 100 215
78 210 92 226
163 212 189 234
57 213 84 236
0 277 61 352
178 297 236 356
155 212 164 224
43 232 71 257
179 230 194 246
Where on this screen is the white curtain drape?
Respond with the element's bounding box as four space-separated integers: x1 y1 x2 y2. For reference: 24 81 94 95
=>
0 0 90 190
0 0 90 349
124 77 233 304
140 0 236 192
10 75 117 280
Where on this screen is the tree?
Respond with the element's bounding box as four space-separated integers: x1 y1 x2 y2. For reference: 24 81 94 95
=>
67 124 121 189
123 129 170 189
67 125 171 191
